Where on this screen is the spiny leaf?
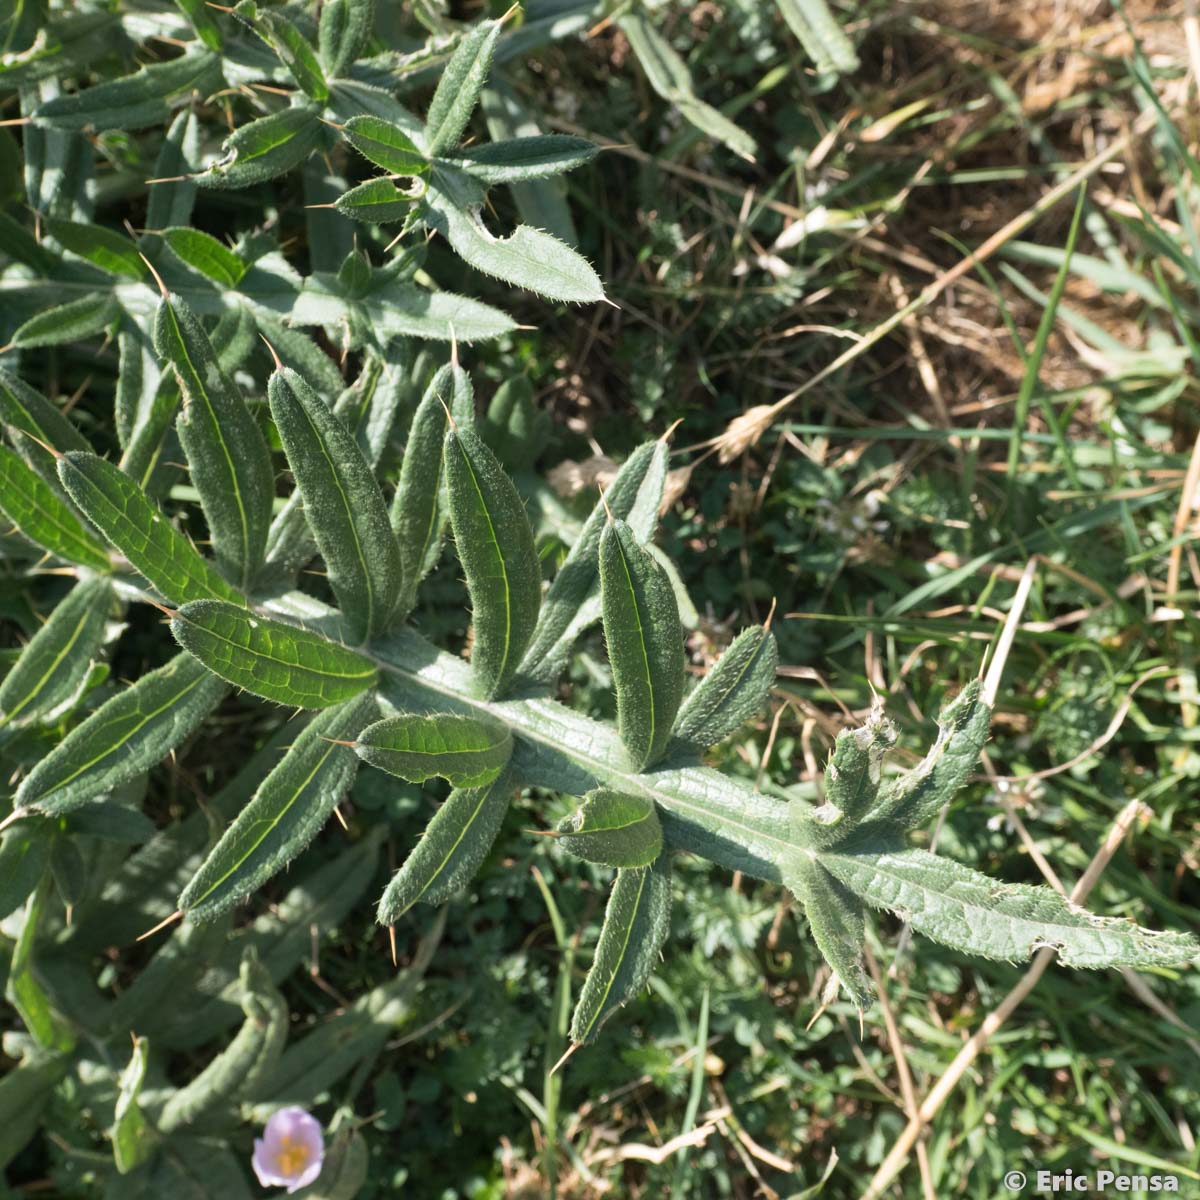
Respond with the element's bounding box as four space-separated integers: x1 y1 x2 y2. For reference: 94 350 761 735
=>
174 0 223 50
391 362 473 617
0 827 52 922
0 446 110 570
556 789 663 869
520 439 668 681
58 452 245 607
318 0 375 76
162 227 247 287
146 108 200 237
784 854 871 1009
112 1037 156 1174
180 694 375 922
355 712 513 788
0 367 89 484
569 856 672 1043
290 274 517 342
342 115 428 175
154 293 274 591
672 624 778 750
600 518 685 771
868 681 990 831
821 846 1200 969
7 293 120 350
444 424 541 699
269 367 402 641
33 51 220 131
0 577 112 730
333 177 421 224
795 702 898 846
252 11 329 102
445 134 598 183
43 216 146 279
171 600 378 709
423 18 502 156
17 652 228 813
425 184 605 303
194 102 323 189
376 768 513 923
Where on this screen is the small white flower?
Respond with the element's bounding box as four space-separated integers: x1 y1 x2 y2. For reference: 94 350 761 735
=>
252 1107 324 1194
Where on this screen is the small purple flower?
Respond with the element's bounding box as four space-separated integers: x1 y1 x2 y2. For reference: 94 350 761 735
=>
252 1106 324 1194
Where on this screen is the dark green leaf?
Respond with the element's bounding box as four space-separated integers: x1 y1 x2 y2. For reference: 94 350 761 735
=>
342 115 427 175
43 216 145 279
113 1037 156 1174
0 577 112 729
376 767 513 923
423 18 502 155
154 293 274 590
0 826 52 921
0 367 89 484
318 0 375 76
0 446 110 570
18 652 228 813
557 789 662 869
195 103 323 189
569 856 671 1043
672 624 778 750
163 227 247 287
599 518 685 771
171 600 378 709
445 424 541 699
520 439 668 680
333 176 421 224
34 51 220 131
391 362 473 617
254 11 329 101
355 712 512 788
268 366 401 640
7 293 120 349
59 452 245 607
446 134 598 183
180 694 374 921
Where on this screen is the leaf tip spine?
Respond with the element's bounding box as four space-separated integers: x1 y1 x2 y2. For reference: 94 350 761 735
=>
764 596 777 632
139 252 169 299
259 333 284 372
135 908 183 942
549 1042 579 1076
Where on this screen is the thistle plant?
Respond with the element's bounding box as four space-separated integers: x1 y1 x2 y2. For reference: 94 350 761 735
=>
0 0 1197 1188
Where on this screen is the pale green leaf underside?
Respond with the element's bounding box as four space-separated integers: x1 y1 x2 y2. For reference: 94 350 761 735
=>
821 847 1199 969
